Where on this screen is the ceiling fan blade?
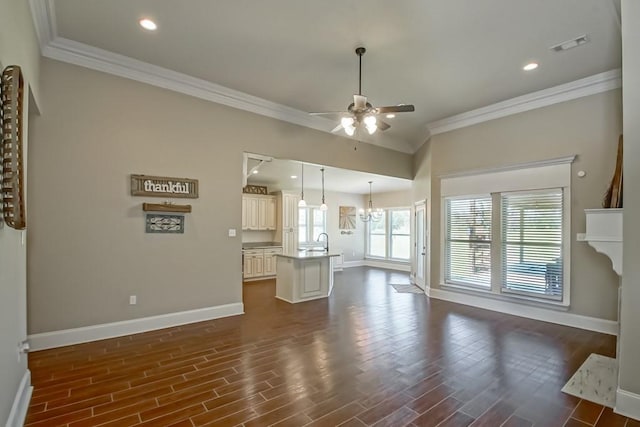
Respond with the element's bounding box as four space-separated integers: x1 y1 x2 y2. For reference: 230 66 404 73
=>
331 123 344 133
375 104 415 114
309 111 348 116
353 94 367 110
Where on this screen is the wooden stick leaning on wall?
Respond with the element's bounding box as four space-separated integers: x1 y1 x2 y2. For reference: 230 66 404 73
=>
603 134 623 208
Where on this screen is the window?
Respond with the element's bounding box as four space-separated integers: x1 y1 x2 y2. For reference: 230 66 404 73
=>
390 210 410 259
440 158 572 305
366 209 410 261
298 207 327 246
368 211 387 257
443 189 567 302
502 190 563 299
445 197 492 288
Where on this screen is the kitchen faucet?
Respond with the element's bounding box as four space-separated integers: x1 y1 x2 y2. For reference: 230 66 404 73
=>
316 233 329 252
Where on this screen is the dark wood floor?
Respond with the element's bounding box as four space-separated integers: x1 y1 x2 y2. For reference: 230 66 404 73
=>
26 267 637 427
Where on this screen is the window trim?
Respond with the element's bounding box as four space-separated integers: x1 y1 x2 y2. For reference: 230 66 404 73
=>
439 158 573 307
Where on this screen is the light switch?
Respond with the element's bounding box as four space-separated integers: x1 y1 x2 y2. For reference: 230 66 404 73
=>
228 228 237 237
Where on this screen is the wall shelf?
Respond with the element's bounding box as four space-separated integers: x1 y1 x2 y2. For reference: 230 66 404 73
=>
578 208 622 275
142 202 192 213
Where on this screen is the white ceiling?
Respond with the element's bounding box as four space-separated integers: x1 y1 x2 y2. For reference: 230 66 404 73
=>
36 0 621 153
246 157 412 195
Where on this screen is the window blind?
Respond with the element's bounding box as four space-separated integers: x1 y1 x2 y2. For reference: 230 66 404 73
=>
501 191 563 298
445 197 492 288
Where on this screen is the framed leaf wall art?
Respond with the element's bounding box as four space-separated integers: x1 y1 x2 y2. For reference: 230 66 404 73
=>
339 206 356 230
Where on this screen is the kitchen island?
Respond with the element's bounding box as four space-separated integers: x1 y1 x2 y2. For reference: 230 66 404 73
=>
275 251 340 303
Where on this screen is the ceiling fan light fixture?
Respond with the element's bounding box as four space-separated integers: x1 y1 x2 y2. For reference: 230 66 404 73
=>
364 115 376 126
365 123 377 135
341 117 354 127
344 125 356 136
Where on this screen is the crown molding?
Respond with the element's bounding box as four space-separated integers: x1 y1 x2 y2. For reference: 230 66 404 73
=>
439 155 576 179
427 69 622 136
30 2 618 154
28 2 414 154
28 0 56 50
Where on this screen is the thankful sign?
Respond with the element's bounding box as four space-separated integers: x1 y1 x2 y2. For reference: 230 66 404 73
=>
131 174 199 198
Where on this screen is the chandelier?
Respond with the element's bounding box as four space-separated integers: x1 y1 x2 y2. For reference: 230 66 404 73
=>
360 181 382 222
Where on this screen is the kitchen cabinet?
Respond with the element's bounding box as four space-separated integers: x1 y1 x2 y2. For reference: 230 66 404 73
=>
263 248 283 276
242 195 276 231
275 191 299 254
243 247 282 280
243 249 263 279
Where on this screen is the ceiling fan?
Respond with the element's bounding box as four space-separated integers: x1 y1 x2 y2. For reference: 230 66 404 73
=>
310 47 415 136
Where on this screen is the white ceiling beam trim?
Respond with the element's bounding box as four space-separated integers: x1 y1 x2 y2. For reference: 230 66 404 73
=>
426 69 621 136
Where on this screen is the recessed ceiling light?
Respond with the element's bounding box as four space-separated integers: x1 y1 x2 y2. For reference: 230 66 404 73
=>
290 175 298 179
252 170 258 175
386 114 396 119
139 18 157 31
523 62 539 71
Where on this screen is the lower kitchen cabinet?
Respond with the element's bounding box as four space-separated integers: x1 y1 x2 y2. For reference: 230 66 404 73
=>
243 247 283 280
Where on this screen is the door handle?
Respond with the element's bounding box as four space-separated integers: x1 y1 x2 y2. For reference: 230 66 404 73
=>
421 252 426 256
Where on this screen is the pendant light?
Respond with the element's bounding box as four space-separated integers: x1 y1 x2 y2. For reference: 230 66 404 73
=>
298 163 307 207
320 168 328 211
360 181 382 222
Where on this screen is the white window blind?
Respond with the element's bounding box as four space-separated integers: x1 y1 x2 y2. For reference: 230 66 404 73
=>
445 197 492 288
501 190 563 299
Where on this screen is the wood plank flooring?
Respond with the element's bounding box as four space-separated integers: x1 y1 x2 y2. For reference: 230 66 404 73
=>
27 267 635 426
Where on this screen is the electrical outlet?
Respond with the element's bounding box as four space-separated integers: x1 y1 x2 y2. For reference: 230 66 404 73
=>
129 295 137 305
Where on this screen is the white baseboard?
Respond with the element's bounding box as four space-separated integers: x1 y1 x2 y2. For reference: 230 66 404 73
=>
28 303 244 351
615 389 640 420
364 260 411 272
6 370 32 427
343 260 365 268
428 288 618 335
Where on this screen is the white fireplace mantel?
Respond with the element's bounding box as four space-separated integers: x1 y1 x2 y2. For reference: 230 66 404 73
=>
578 208 623 276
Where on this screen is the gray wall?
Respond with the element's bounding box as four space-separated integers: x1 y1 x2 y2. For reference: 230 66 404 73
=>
414 90 622 320
0 0 40 423
27 58 413 334
619 0 640 398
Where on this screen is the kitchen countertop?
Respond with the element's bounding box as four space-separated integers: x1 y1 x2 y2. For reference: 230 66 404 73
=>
276 251 340 260
242 242 283 249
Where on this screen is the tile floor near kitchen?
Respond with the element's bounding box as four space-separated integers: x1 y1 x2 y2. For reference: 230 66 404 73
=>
26 267 638 426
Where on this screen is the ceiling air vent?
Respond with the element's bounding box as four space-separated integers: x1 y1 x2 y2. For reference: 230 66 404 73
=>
550 35 590 52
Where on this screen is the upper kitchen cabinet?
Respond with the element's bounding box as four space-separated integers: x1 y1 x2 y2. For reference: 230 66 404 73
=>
274 191 300 254
242 194 277 231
